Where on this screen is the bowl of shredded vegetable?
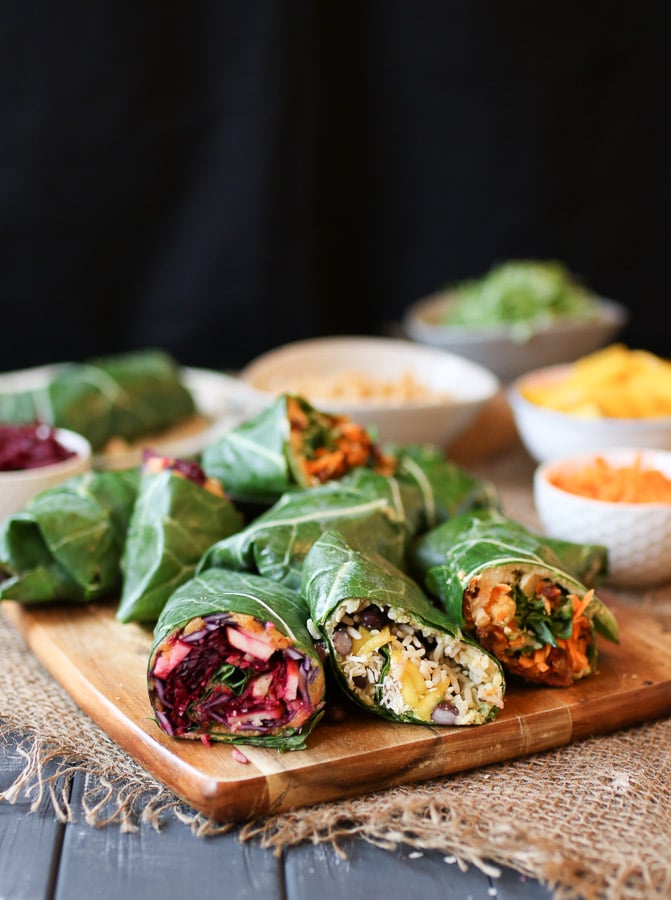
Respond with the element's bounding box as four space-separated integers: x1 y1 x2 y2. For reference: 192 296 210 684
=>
403 260 628 382
0 424 91 520
534 447 671 587
508 344 671 462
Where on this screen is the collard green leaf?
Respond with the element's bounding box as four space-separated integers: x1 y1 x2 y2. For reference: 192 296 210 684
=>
148 569 326 750
535 535 609 588
410 508 566 585
116 470 244 624
300 529 505 725
153 569 316 647
393 444 500 530
347 443 499 537
0 468 140 603
197 473 408 589
201 395 292 501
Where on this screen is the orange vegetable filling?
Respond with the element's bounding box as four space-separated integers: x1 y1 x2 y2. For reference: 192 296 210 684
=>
465 580 594 687
550 455 671 504
287 396 396 484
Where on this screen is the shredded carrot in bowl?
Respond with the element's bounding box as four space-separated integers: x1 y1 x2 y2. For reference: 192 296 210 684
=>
548 455 671 503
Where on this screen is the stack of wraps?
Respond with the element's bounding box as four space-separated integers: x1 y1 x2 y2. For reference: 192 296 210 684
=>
145 433 503 748
410 509 619 687
198 446 499 589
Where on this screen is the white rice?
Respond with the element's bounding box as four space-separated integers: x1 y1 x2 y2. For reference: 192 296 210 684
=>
327 600 504 725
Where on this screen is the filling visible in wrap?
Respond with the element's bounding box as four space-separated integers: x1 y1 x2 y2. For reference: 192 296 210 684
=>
142 449 225 496
326 600 504 725
287 396 396 485
149 612 325 741
462 565 595 686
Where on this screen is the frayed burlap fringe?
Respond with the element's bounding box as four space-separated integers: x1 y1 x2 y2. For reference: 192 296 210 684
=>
240 719 671 900
2 608 671 900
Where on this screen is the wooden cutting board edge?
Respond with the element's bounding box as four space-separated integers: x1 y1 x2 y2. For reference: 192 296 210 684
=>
3 596 671 821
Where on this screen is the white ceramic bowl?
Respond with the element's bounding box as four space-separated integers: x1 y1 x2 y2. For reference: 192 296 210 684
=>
238 335 500 447
0 427 92 520
534 447 671 588
403 293 628 383
508 364 671 463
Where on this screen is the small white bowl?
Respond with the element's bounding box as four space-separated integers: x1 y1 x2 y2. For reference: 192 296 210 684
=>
403 293 628 383
508 364 671 463
238 335 500 447
0 427 92 520
534 447 671 588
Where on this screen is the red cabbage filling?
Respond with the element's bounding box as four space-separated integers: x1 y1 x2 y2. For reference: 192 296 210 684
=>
141 449 207 485
149 612 321 738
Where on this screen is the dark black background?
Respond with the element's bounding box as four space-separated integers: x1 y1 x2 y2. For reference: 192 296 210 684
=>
1 1 669 373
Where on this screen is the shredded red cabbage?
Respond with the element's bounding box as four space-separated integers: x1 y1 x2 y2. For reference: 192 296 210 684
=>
142 449 207 485
150 613 318 738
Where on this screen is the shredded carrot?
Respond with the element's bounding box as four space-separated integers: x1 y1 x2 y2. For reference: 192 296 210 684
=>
549 455 671 503
572 590 594 622
559 594 593 677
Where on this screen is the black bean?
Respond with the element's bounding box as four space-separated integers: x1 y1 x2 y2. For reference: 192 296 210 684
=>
332 628 353 655
357 605 388 631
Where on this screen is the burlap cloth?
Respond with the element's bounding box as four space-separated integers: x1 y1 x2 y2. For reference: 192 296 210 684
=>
2 443 671 900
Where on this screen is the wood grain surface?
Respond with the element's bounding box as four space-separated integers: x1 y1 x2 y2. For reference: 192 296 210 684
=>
3 595 671 821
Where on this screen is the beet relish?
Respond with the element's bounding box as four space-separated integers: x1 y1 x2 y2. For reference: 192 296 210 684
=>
0 423 76 471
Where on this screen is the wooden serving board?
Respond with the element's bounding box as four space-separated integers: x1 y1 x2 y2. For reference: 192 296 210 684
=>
3 596 671 821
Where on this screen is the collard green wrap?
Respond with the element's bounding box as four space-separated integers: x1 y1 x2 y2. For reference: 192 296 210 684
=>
300 529 505 726
201 393 395 504
410 509 619 687
0 468 140 603
0 349 196 452
410 508 609 588
116 457 243 624
147 569 326 750
197 469 408 589
381 443 499 535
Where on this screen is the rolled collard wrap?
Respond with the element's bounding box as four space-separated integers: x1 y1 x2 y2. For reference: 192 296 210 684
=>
0 350 196 452
0 468 140 603
201 393 396 504
197 470 408 590
301 530 505 726
116 453 243 624
410 508 608 588
411 510 619 687
148 569 326 750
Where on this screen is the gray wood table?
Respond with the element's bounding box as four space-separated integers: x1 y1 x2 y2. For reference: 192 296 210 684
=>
1 729 553 900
